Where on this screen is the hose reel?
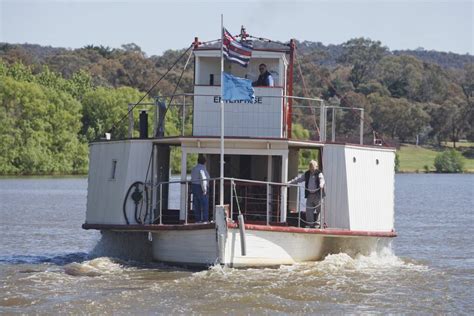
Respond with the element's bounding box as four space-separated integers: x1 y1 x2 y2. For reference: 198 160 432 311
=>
123 181 150 225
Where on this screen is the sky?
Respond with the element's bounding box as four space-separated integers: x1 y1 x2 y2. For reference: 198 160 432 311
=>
0 0 473 56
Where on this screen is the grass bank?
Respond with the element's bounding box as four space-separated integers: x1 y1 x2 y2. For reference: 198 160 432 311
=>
397 144 474 173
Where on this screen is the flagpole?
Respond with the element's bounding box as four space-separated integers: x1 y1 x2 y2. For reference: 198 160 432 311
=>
219 14 225 206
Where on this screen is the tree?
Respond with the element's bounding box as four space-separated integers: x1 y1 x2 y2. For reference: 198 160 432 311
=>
428 97 470 147
121 43 145 56
83 45 114 58
0 76 88 174
461 63 474 101
338 91 372 141
434 150 464 173
460 64 474 141
418 62 450 103
368 94 429 142
337 38 388 88
375 55 423 99
291 123 317 169
81 86 150 141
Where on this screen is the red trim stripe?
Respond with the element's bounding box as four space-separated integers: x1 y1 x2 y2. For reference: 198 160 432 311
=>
227 222 397 237
82 223 396 237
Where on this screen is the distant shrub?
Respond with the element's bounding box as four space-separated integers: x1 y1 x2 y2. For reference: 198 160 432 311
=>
434 150 464 173
395 152 400 172
423 165 430 173
461 147 474 159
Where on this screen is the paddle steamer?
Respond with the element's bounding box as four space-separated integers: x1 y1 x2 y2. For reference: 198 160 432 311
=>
83 28 396 267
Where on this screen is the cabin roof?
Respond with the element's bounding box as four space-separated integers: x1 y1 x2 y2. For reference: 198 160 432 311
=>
152 136 322 147
197 39 290 52
89 137 396 151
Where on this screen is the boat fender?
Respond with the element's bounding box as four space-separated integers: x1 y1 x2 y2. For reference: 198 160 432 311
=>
215 205 228 264
238 214 247 256
218 233 226 263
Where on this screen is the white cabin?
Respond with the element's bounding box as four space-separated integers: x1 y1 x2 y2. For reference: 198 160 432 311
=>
193 49 288 138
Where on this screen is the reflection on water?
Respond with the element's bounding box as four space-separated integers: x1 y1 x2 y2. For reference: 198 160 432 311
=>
0 175 473 314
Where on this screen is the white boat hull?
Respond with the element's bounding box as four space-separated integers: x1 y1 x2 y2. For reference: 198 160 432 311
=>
150 226 392 267
224 228 326 267
152 228 218 266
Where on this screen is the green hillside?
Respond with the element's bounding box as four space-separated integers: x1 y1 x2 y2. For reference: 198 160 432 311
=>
0 39 473 175
398 144 474 173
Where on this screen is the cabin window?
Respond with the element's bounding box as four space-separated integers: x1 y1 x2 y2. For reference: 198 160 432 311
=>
110 159 117 180
376 159 379 165
353 157 357 163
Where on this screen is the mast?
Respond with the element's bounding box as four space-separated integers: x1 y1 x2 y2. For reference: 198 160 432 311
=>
287 39 295 139
219 14 225 206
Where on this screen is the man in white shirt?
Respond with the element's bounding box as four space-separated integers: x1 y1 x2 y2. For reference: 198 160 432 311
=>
191 155 210 223
288 160 325 228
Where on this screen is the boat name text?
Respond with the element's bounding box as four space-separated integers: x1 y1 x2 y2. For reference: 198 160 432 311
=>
213 96 263 104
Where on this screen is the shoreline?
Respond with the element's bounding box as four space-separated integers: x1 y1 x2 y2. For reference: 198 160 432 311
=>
1 172 473 178
0 174 88 179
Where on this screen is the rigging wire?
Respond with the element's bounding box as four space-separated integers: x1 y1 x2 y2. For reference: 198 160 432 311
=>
140 48 194 224
161 47 194 120
101 43 194 141
200 38 221 45
294 48 321 137
246 35 290 48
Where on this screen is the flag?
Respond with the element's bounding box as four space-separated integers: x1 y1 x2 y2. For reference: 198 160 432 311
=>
222 28 253 67
222 72 254 101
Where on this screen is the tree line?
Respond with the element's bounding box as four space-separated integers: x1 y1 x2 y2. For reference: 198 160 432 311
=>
292 38 473 147
0 39 472 174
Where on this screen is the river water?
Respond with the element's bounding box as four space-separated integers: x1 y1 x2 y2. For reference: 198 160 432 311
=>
0 174 473 314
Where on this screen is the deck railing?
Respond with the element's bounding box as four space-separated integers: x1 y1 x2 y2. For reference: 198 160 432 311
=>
125 93 364 144
149 177 326 228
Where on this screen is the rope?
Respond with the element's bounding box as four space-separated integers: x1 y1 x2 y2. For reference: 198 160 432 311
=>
247 35 290 48
141 144 154 223
299 218 321 226
294 49 321 137
303 202 322 210
141 48 192 222
162 48 194 119
200 38 221 45
135 48 192 224
101 44 194 141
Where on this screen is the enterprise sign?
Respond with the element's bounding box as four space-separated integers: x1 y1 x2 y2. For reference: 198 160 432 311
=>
213 96 263 104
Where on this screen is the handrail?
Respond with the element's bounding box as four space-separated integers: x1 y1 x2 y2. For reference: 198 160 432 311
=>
151 176 325 227
150 176 299 188
154 93 325 103
124 92 365 144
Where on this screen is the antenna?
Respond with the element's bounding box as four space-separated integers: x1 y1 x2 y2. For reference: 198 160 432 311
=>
240 25 249 40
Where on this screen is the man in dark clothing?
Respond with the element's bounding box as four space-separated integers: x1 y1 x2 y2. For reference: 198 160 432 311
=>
252 63 274 87
288 160 325 228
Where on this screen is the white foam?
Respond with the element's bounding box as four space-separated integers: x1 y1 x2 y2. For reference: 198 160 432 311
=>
307 245 429 274
89 231 153 262
64 257 125 277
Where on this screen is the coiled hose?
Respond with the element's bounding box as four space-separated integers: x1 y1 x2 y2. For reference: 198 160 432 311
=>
123 181 149 225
